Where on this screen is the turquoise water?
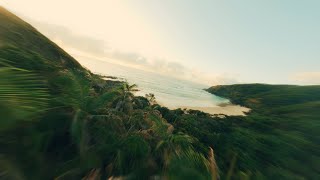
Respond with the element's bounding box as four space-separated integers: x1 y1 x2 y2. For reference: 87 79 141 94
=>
77 58 229 109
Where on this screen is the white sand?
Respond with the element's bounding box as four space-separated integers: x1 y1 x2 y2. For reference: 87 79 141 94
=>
180 105 250 116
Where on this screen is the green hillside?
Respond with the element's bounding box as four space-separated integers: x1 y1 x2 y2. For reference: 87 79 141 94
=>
207 84 320 109
0 6 82 71
205 84 320 179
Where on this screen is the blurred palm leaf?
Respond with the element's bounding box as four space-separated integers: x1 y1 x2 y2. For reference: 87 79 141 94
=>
0 59 49 129
166 148 211 180
156 133 194 155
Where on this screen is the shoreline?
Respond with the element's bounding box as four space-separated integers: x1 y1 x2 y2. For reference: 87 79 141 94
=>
179 105 250 116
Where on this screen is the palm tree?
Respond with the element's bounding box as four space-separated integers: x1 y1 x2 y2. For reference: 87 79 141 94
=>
155 133 194 167
155 132 213 179
114 82 138 113
166 148 211 180
51 71 127 179
145 93 157 105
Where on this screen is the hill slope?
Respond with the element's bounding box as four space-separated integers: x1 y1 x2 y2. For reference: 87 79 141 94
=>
0 6 82 71
207 84 320 109
205 84 320 179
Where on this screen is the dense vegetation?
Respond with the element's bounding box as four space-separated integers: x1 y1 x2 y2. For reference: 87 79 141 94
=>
0 7 217 180
206 84 320 179
0 6 319 180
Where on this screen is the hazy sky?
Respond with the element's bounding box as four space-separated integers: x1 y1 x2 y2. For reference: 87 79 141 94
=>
1 0 319 85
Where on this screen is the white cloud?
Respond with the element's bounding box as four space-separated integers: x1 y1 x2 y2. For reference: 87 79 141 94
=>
28 19 107 56
27 19 237 86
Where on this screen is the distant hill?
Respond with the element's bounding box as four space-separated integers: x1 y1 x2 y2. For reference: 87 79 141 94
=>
207 83 320 109
206 84 320 179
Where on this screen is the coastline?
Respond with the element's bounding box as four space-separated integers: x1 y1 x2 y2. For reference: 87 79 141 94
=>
179 105 250 116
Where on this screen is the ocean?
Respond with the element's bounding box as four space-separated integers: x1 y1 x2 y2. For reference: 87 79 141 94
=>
77 58 249 115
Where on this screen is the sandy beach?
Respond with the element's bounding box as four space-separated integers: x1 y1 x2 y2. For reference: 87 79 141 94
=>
180 104 250 116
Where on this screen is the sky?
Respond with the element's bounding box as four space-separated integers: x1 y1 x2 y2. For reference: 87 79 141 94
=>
1 0 319 85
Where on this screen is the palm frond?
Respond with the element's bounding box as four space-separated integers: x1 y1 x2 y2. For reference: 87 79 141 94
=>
0 60 49 129
166 148 211 180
